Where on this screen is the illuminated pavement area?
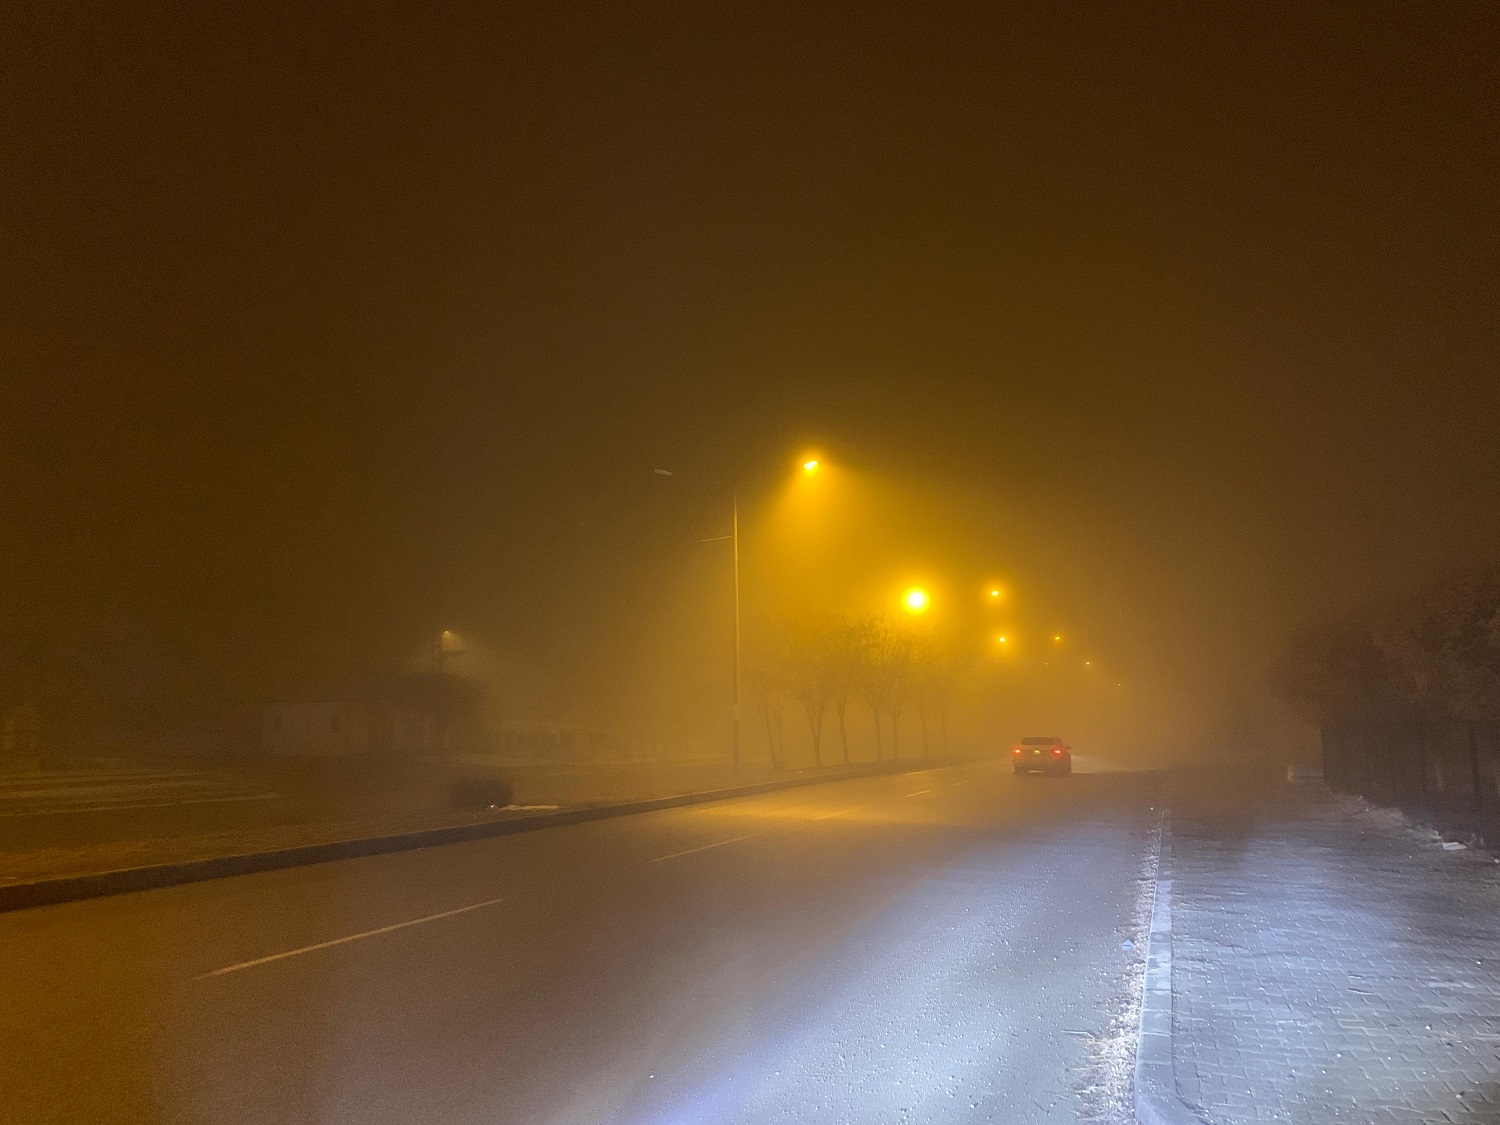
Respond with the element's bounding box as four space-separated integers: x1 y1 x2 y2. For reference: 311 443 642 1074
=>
0 762 1160 1124
1169 777 1500 1124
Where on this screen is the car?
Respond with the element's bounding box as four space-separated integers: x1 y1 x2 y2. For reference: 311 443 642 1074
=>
1012 736 1072 775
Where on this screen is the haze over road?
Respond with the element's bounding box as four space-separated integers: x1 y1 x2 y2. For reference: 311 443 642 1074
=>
1 763 1159 1124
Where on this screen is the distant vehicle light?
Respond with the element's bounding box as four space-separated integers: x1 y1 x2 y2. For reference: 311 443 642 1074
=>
1012 746 1023 756
1052 747 1063 756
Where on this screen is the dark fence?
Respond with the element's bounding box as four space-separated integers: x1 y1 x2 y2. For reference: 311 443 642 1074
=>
1323 718 1500 847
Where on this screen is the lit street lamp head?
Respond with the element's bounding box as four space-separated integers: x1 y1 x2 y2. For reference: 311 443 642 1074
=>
802 459 819 473
902 586 930 614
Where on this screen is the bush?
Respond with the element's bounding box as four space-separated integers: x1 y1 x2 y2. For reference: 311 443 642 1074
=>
448 775 515 811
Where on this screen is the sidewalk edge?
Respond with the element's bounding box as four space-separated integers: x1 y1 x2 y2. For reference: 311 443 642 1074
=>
0 758 963 914
1135 810 1208 1125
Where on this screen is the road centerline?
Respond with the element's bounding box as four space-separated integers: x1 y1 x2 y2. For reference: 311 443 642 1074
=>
192 896 507 980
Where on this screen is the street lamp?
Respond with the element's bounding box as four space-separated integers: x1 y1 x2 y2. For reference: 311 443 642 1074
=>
902 586 931 614
688 499 742 770
432 629 464 673
658 455 825 772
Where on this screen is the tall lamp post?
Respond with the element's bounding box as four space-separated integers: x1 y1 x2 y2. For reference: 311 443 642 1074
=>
692 494 741 771
657 457 819 772
731 492 742 771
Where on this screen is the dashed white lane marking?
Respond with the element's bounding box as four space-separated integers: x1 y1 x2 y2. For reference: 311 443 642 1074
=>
905 789 933 798
654 804 853 860
193 896 506 980
948 780 971 788
652 833 760 862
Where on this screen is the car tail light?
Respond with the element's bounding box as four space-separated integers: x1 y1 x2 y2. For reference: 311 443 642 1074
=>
1052 747 1063 756
1012 746 1023 756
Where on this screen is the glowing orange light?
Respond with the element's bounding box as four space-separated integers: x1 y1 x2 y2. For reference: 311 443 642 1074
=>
802 459 819 473
902 587 930 614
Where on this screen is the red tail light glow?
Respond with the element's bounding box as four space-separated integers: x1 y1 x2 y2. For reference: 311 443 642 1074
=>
1052 747 1063 756
1012 746 1022 756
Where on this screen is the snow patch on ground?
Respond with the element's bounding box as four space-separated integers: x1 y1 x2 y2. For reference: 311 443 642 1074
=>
1076 810 1160 1123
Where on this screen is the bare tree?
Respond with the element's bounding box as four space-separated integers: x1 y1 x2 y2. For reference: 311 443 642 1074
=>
824 615 867 765
910 636 937 755
856 616 915 759
746 641 792 770
852 616 888 760
885 627 915 759
780 618 833 766
758 612 972 768
788 668 829 767
1267 580 1499 728
771 614 870 768
919 634 976 756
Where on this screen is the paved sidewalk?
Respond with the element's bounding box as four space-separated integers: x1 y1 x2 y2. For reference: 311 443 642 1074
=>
1168 773 1500 1124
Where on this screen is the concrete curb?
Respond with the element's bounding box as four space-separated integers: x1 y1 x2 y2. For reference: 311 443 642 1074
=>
1135 810 1208 1125
0 757 963 914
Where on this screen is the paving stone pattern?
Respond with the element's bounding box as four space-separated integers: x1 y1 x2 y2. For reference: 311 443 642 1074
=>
1170 779 1500 1124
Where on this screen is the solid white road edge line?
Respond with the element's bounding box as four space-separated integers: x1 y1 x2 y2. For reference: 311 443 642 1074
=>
193 896 507 980
904 789 933 797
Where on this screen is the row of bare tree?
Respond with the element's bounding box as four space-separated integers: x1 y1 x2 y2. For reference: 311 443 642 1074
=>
1273 566 1500 726
748 614 975 768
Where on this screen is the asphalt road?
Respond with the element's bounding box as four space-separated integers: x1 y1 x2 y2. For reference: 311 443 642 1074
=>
0 760 1161 1125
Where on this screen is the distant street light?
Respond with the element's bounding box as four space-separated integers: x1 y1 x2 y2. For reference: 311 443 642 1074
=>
802 459 819 473
903 586 931 614
433 629 464 673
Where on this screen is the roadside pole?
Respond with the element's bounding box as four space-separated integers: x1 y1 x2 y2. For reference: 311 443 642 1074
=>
732 491 742 773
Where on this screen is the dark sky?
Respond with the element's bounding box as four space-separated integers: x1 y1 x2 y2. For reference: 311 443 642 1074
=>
2 3 1497 745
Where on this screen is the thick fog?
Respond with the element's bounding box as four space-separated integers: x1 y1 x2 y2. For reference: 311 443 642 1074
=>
2 5 1496 768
